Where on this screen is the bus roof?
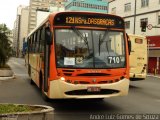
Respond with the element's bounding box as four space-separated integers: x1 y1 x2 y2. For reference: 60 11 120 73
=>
128 34 146 38
27 11 125 38
49 11 124 21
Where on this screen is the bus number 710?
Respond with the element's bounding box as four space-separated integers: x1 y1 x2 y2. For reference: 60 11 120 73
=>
108 56 121 64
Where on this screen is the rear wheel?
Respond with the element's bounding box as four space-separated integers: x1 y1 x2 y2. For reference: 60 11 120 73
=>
29 65 34 85
28 64 31 76
30 78 34 85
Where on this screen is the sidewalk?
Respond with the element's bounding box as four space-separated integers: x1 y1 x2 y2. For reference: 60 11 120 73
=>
147 73 160 78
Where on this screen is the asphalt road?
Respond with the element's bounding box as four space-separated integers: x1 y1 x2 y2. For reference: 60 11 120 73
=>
0 57 160 120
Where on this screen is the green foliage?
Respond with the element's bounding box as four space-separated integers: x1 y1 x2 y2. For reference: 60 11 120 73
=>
0 104 31 114
0 24 12 68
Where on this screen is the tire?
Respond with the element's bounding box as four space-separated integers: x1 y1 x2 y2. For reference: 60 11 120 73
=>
39 71 43 90
28 64 31 76
93 98 104 101
30 78 34 85
41 91 50 102
29 65 34 85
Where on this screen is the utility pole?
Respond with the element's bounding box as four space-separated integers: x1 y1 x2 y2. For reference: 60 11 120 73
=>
133 0 137 34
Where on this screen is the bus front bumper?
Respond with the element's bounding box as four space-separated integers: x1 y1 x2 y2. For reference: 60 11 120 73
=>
48 78 129 99
130 73 146 80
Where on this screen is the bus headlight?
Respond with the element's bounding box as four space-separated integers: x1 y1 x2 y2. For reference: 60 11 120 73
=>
60 77 65 81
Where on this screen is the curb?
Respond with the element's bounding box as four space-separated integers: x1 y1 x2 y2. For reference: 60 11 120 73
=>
0 69 13 76
147 74 160 78
0 104 54 120
0 74 15 81
0 68 15 81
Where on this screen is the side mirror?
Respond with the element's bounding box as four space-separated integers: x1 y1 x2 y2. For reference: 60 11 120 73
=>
128 40 131 55
45 27 52 45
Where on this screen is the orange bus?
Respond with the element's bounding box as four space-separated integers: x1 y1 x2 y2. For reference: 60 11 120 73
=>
26 11 130 100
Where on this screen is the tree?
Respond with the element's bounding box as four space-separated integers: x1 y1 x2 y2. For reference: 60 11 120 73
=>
0 24 12 68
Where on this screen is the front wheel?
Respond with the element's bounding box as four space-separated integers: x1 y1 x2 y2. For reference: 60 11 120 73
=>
92 98 104 101
41 91 50 102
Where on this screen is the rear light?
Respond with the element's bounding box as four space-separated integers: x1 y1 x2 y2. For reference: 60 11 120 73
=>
141 64 146 73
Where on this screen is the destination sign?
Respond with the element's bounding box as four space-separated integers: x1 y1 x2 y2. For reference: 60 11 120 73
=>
54 12 124 29
65 17 115 26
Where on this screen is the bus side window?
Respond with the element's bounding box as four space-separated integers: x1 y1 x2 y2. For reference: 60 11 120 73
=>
33 33 37 53
35 32 39 53
30 35 33 53
32 34 35 53
37 30 40 53
40 27 45 53
33 33 36 53
27 38 30 53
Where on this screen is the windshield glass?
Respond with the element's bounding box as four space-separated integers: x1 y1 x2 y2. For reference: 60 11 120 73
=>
55 29 126 69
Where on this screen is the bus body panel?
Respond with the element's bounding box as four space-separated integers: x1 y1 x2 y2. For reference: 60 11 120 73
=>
128 34 147 80
28 54 42 86
48 78 129 99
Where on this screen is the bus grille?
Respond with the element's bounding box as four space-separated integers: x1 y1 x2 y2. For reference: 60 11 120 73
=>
63 73 72 76
77 73 110 76
62 69 74 76
65 89 119 95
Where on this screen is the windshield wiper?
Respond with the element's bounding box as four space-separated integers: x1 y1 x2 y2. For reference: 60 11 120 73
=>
98 30 110 56
71 26 90 54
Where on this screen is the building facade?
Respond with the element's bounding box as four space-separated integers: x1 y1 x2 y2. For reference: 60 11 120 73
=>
13 5 29 57
28 0 67 34
36 0 66 27
28 0 49 33
65 0 108 13
13 19 18 55
108 0 160 73
12 0 67 57
19 7 29 55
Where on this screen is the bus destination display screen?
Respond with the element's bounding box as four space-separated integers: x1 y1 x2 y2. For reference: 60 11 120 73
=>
54 13 124 29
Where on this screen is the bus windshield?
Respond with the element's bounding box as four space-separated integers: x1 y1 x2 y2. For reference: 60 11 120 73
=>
55 29 126 69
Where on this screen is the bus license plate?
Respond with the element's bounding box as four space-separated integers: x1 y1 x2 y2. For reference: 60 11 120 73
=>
87 87 101 92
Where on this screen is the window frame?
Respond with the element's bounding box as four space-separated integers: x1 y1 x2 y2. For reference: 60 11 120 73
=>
111 7 116 14
140 18 148 27
158 16 160 25
124 3 131 12
141 0 149 8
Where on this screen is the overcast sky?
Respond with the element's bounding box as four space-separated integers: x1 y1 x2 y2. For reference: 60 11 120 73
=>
0 0 29 29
